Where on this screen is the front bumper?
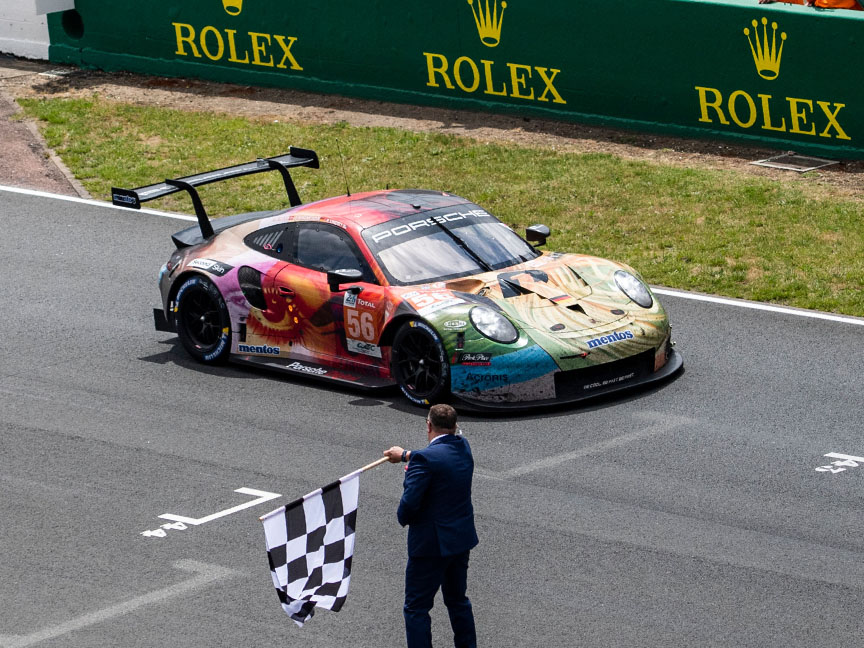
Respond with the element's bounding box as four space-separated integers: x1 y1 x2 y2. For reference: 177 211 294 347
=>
452 348 683 412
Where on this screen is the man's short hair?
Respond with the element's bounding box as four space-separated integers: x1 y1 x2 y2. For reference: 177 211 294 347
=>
428 404 457 431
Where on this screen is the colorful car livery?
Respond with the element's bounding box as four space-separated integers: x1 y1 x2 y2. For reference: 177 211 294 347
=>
113 149 682 410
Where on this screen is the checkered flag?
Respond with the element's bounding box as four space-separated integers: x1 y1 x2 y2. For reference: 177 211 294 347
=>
260 472 360 627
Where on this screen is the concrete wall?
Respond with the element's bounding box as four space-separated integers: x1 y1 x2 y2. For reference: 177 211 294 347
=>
34 0 864 159
0 0 74 59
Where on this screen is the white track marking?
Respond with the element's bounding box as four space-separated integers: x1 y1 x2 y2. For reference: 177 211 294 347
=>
0 561 237 648
487 411 696 480
157 487 281 526
0 184 194 221
652 287 864 327
4 184 862 325
824 452 864 463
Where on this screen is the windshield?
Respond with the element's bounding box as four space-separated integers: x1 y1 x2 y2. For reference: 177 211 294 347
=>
362 204 540 285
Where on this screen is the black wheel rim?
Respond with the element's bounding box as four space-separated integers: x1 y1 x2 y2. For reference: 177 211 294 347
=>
181 288 222 349
395 328 444 399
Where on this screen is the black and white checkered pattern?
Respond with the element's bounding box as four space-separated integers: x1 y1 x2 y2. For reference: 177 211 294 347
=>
260 473 359 627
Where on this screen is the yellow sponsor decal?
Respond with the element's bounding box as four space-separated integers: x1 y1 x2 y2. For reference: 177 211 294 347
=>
744 17 785 81
468 0 506 48
422 1 566 105
173 23 303 70
694 17 850 141
172 1 302 72
222 0 242 16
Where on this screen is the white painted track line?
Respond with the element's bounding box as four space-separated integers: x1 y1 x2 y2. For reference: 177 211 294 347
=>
486 411 697 480
0 561 237 648
3 184 862 327
652 287 864 327
0 184 195 221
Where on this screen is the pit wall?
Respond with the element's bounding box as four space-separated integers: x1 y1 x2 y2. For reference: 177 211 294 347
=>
0 0 74 60
44 0 864 159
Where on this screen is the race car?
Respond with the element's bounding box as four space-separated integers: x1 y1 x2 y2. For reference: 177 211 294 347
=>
113 148 682 410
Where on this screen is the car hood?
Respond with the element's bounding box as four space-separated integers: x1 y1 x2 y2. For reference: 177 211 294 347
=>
443 253 638 336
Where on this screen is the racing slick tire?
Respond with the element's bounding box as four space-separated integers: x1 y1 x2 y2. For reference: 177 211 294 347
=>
174 275 232 364
390 319 450 405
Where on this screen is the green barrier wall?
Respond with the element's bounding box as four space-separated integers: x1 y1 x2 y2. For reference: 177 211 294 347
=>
47 0 864 159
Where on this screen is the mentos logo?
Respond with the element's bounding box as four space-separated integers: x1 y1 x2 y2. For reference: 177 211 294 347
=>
238 344 280 355
586 330 634 349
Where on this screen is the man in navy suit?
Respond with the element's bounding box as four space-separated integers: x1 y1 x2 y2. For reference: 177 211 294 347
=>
384 404 479 648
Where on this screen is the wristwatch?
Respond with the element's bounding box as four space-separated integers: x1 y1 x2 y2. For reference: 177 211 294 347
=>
401 450 408 462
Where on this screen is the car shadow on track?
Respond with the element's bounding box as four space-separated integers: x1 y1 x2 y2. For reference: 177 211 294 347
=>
456 367 686 424
140 339 685 423
139 335 406 395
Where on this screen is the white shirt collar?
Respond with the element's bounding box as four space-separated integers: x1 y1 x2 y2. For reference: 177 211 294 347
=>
428 433 449 445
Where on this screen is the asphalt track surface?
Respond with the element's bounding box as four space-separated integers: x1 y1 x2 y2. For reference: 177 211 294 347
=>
2 189 864 648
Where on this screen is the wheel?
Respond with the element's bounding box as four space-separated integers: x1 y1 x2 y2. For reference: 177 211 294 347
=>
391 320 450 405
174 275 232 363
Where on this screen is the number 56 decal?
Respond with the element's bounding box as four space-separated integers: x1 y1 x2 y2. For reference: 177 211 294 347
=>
345 308 383 358
346 309 375 341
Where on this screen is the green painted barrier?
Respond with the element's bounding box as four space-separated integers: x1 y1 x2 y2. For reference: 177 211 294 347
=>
47 0 864 159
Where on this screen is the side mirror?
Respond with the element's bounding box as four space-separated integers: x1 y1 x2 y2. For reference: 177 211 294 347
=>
525 224 550 246
327 268 363 292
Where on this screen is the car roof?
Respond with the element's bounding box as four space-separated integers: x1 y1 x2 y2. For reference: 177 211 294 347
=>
287 189 473 229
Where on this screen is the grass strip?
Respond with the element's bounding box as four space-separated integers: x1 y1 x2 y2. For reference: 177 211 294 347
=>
18 96 864 317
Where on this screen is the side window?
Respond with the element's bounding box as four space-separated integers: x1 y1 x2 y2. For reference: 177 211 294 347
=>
244 224 293 260
295 224 375 283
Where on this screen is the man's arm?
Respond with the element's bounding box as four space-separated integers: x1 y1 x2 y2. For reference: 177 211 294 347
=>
384 446 411 463
396 453 431 527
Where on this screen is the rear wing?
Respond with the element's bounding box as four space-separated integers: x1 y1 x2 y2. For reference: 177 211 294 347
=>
111 147 319 239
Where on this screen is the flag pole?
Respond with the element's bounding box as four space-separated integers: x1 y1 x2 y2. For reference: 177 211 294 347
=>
358 456 390 473
259 456 391 521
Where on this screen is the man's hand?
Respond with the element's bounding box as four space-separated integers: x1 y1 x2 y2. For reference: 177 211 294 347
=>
384 446 406 463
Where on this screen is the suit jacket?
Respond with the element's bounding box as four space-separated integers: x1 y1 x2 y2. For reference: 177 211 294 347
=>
397 433 479 558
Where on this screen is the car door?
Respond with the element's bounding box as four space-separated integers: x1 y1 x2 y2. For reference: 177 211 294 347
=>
235 223 298 356
274 221 388 367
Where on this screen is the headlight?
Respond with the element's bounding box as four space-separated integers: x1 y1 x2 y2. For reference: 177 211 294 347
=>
469 306 519 344
614 270 653 308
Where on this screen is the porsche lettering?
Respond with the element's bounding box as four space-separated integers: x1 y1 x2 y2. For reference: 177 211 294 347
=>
370 210 493 243
287 362 327 375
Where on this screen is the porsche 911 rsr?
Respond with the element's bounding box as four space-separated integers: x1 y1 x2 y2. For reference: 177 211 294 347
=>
113 148 682 410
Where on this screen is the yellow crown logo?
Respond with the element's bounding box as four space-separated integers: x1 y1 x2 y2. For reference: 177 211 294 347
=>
222 0 243 16
467 0 507 48
743 17 786 81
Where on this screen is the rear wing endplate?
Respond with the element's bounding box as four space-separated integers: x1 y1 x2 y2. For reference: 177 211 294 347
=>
111 147 319 239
